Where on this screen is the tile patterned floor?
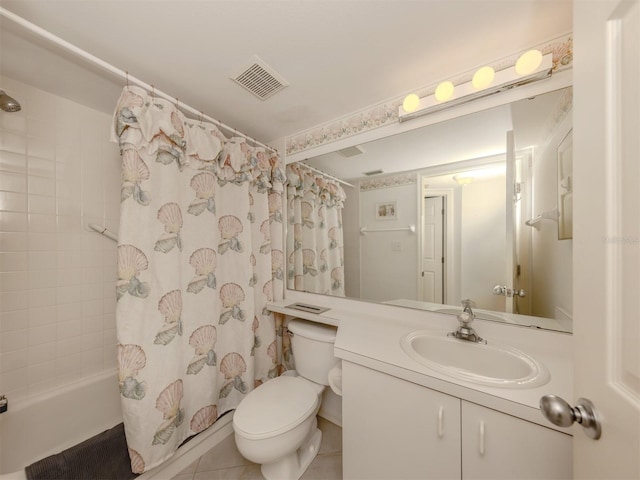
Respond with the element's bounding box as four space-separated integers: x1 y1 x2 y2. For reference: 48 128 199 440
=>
171 417 342 480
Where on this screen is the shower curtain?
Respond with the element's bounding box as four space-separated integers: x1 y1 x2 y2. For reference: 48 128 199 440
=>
111 86 287 473
286 163 346 296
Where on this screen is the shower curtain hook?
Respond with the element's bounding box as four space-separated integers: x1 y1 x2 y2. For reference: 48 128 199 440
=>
151 85 155 98
175 97 179 109
199 111 204 124
125 71 129 89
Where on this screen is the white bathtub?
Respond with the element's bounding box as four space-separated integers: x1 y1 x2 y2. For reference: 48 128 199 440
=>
0 369 233 479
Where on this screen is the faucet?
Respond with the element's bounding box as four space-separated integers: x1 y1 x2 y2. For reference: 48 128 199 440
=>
448 299 486 344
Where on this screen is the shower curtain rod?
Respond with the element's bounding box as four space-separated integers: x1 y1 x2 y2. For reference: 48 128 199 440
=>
299 162 354 188
0 7 277 154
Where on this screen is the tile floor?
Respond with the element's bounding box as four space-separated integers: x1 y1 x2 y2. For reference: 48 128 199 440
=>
171 417 342 480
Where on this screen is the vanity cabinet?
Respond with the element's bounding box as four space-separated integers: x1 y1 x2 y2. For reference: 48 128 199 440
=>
342 360 461 479
342 361 572 480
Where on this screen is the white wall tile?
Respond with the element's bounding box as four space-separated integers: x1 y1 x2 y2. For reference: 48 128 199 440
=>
0 252 28 271
0 310 27 332
28 341 56 364
0 232 28 251
30 251 57 270
0 191 28 212
28 194 56 214
1 328 27 351
0 348 28 373
28 156 55 178
0 291 27 312
28 305 57 327
0 212 28 231
1 77 121 401
28 323 56 346
0 130 27 155
28 175 55 197
0 271 28 291
28 287 56 308
57 318 82 340
28 269 57 289
0 150 27 174
0 171 27 193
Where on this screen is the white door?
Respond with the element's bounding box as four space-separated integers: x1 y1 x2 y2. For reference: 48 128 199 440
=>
422 196 444 303
504 130 517 313
570 1 640 477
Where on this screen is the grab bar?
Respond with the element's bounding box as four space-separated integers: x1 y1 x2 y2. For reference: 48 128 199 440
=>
88 223 119 242
360 224 416 235
525 209 558 230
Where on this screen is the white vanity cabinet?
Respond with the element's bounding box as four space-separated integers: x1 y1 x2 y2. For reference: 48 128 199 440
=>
461 401 572 480
342 361 461 479
342 361 573 480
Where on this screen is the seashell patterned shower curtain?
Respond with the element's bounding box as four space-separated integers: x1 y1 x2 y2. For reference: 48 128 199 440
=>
111 86 287 473
286 163 346 296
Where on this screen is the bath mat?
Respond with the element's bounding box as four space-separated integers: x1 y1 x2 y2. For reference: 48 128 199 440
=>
25 423 137 480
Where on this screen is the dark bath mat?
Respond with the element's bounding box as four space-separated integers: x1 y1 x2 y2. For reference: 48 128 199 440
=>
25 423 138 480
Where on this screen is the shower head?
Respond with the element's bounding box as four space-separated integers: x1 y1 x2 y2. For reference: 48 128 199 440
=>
0 90 22 113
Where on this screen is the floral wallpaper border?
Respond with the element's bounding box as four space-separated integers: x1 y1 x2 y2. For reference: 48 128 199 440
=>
286 34 573 156
360 172 417 191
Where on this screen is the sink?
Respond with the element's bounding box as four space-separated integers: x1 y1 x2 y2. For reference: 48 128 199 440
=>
400 330 550 388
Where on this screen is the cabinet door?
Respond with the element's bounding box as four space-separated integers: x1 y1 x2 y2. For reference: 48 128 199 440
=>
342 362 461 480
461 401 572 479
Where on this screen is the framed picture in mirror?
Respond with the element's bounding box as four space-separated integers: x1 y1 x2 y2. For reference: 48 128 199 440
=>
376 201 397 220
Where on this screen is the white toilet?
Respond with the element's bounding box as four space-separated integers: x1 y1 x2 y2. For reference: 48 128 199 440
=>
233 319 338 480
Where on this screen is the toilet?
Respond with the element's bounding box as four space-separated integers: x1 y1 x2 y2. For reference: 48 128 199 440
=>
233 319 339 480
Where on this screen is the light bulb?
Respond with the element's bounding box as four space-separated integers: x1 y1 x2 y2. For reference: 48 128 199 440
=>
515 50 543 76
472 66 495 90
402 94 420 113
434 81 454 102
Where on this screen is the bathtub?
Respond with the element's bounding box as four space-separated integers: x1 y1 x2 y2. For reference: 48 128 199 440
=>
0 369 233 479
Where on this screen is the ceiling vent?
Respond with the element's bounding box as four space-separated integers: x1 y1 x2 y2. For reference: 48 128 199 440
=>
231 55 289 100
337 145 365 158
363 169 384 176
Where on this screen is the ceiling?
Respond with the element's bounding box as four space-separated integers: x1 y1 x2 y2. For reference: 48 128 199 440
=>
0 1 572 146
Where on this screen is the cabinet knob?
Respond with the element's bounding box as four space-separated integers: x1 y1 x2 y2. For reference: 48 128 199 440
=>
539 395 602 439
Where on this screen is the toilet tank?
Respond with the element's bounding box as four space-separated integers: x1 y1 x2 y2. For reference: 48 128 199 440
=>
287 319 338 386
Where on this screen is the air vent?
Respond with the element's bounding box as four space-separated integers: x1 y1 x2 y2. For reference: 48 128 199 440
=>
337 145 365 158
363 169 384 176
231 55 289 100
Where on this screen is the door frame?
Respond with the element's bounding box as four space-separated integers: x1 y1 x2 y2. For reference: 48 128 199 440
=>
419 181 457 306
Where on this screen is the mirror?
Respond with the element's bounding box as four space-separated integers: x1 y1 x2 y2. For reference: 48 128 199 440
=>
287 87 573 333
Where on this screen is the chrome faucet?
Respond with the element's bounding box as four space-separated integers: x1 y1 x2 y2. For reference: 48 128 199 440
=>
448 299 486 344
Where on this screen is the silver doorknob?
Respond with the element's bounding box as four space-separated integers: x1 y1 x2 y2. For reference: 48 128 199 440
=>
493 285 526 297
539 395 602 439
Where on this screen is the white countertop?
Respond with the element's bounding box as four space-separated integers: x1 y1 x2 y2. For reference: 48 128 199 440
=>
268 298 574 434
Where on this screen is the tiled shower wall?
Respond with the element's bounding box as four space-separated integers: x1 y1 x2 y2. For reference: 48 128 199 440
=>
0 75 121 402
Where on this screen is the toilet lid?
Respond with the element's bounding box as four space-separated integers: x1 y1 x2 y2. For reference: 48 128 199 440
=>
233 376 319 440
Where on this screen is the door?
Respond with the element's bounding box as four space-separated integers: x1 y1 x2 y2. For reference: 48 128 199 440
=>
422 196 444 303
571 1 640 477
504 130 517 313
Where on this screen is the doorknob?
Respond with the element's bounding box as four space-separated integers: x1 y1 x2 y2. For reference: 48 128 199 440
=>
539 395 602 439
493 285 526 297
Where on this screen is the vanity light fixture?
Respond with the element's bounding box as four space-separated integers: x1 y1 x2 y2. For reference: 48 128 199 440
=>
399 50 552 123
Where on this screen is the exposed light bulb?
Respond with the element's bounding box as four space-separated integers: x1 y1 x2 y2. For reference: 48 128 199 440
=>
434 81 454 102
402 94 420 113
472 66 495 90
515 49 543 76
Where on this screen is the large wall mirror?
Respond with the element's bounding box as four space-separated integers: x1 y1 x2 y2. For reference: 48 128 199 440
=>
286 87 573 333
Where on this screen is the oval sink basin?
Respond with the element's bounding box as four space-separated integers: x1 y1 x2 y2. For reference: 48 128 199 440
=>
400 331 550 388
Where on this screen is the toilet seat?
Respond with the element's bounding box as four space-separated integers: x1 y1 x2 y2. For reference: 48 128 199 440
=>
233 376 319 440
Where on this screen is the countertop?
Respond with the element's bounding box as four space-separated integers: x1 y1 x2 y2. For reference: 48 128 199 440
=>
268 298 574 434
